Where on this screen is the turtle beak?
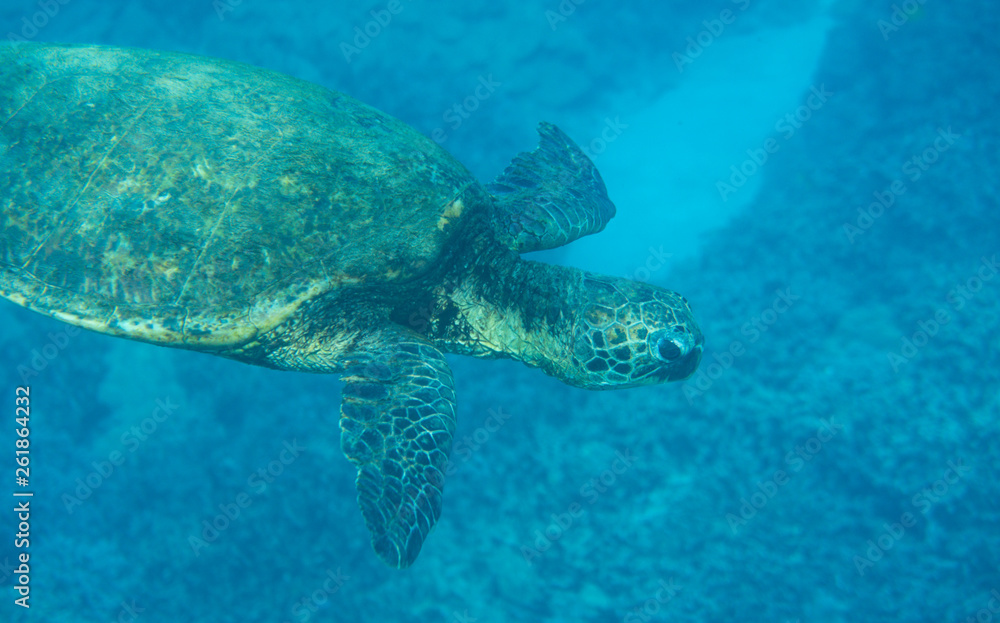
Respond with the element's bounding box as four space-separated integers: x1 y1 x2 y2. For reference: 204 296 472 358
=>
666 342 702 381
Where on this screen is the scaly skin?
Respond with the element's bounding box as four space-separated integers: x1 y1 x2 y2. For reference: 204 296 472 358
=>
254 216 702 389
415 232 705 388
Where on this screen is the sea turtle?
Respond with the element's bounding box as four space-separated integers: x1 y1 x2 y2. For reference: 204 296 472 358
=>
0 42 703 567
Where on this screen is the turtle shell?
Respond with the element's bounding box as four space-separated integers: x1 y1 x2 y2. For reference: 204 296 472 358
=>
0 43 484 347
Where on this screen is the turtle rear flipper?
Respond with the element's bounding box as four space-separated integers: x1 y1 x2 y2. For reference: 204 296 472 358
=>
338 326 456 568
487 122 616 253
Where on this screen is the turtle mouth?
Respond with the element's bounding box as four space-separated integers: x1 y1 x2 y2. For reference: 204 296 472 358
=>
665 344 702 381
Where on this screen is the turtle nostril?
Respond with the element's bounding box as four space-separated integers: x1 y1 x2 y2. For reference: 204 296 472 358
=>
656 338 682 362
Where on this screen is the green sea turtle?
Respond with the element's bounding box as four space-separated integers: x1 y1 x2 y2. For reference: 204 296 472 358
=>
0 43 703 567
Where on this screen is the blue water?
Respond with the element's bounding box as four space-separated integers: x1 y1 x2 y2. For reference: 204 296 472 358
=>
1 1 998 622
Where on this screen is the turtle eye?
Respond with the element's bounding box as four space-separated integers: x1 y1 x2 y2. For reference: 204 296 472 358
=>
652 326 695 364
656 337 683 362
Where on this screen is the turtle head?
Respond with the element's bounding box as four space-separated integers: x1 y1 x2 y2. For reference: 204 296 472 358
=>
565 275 703 389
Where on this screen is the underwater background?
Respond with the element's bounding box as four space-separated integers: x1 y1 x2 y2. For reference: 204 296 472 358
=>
1 0 998 621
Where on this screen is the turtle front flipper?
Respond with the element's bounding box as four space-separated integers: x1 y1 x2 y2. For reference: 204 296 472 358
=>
338 327 456 568
487 122 616 253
